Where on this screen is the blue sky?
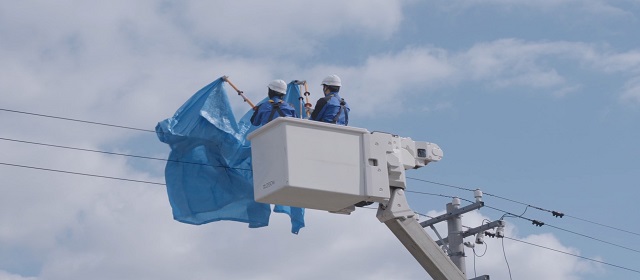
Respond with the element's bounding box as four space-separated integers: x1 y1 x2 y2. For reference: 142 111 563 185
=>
1 1 639 279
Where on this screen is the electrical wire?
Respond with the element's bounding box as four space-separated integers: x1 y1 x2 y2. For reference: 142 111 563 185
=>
0 108 155 133
407 177 473 192
474 242 488 258
0 162 165 185
406 190 456 200
501 237 514 280
377 203 640 277
546 223 640 254
483 204 640 254
0 136 252 171
503 236 640 274
407 176 640 237
564 214 640 237
473 247 477 278
407 190 640 260
472 242 488 278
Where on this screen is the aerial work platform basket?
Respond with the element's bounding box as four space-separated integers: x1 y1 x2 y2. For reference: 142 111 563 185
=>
247 117 442 213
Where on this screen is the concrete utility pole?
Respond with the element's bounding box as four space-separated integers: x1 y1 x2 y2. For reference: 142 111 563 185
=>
419 190 505 280
447 197 466 276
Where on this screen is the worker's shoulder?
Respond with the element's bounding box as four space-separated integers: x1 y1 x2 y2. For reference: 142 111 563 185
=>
316 96 328 104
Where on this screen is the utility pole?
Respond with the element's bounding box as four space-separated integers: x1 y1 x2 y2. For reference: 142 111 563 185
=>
447 197 466 276
419 190 505 279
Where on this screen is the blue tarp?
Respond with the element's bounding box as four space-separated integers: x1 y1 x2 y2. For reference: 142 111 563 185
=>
285 80 304 117
155 77 305 234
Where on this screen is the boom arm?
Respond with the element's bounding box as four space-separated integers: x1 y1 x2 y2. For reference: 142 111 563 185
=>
377 188 466 280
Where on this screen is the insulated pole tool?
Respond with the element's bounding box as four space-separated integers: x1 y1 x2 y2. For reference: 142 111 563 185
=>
292 80 312 118
223 76 256 109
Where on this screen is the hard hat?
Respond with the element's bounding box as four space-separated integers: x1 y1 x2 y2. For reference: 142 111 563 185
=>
268 79 287 94
321 74 342 87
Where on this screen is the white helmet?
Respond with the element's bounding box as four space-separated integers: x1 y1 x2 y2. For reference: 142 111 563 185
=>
268 79 287 94
321 74 341 87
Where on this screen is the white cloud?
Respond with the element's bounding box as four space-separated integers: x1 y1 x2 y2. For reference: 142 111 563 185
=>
455 39 640 101
0 0 407 127
439 0 636 18
158 0 405 56
291 39 640 118
595 51 640 73
303 47 456 117
0 270 37 280
621 77 640 104
459 39 591 86
3 0 640 125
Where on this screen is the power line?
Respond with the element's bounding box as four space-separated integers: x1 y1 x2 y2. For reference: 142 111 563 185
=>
407 177 473 192
413 202 640 276
0 162 165 185
409 193 640 277
0 136 252 171
407 177 558 213
406 190 640 256
546 223 640 254
407 176 640 237
482 204 640 254
0 108 155 133
401 190 640 276
504 236 640 274
406 190 457 200
564 214 640 237
501 238 513 280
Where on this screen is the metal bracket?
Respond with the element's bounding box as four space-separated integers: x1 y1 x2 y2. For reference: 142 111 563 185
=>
430 225 449 253
377 188 414 223
329 205 355 215
419 201 484 228
448 251 465 257
435 220 506 246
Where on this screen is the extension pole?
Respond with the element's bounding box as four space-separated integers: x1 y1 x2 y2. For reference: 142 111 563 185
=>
447 197 466 276
222 76 256 109
292 80 307 119
303 81 312 118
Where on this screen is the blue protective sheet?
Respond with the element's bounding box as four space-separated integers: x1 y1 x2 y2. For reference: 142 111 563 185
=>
284 80 304 118
155 77 305 234
271 81 305 226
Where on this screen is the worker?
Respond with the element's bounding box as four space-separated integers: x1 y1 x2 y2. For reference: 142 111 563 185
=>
310 74 349 125
250 79 298 126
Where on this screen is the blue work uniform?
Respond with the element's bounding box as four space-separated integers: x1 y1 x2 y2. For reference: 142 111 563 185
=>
250 97 298 126
310 92 349 125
